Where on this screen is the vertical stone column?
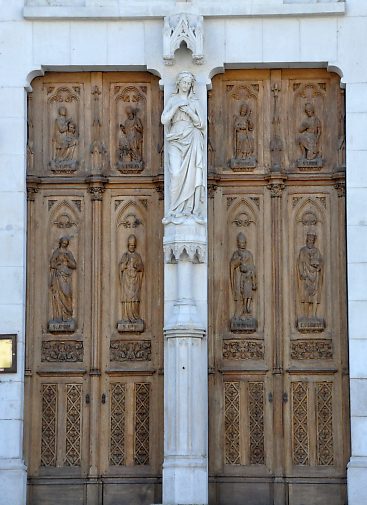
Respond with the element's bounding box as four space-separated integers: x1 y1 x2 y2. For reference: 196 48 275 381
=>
346 82 367 505
161 73 208 505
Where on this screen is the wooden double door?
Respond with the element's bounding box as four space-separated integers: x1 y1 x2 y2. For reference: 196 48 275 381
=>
207 69 349 505
25 72 164 505
25 69 349 505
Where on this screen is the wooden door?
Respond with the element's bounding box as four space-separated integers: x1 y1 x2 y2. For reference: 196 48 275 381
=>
208 69 349 505
24 72 164 505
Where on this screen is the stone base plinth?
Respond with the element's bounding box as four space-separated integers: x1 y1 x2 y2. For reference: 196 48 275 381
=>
348 457 367 505
163 457 208 505
0 459 27 505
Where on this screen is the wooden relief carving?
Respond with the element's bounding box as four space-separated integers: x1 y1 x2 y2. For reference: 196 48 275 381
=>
90 85 107 173
27 93 34 173
41 384 58 467
134 383 150 465
224 381 240 465
248 382 265 465
46 199 81 335
292 382 309 465
110 383 126 466
227 84 258 171
294 199 326 333
270 82 283 171
118 234 145 332
291 340 332 360
316 382 334 466
231 102 256 169
293 82 325 170
223 340 264 360
110 340 151 362
337 88 346 169
41 341 83 362
112 85 147 173
48 236 77 333
64 384 82 466
297 231 324 331
230 232 257 332
228 198 260 334
115 200 146 333
47 86 81 174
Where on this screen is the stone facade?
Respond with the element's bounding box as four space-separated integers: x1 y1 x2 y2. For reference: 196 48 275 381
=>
0 1 367 504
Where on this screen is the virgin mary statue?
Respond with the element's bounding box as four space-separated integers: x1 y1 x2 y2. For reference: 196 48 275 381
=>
161 71 205 219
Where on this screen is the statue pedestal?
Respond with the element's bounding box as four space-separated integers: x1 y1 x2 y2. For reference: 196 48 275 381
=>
230 316 257 333
117 319 144 333
48 319 76 333
297 316 325 333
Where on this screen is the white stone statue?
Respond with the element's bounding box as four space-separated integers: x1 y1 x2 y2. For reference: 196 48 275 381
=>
161 71 205 220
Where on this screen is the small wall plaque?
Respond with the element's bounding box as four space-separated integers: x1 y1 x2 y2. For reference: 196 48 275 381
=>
0 335 17 373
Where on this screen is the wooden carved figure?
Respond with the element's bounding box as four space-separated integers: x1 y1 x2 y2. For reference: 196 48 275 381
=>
297 231 325 332
118 234 144 332
50 106 79 172
117 106 144 171
297 102 323 169
230 232 257 332
161 71 205 220
231 102 256 170
48 236 77 332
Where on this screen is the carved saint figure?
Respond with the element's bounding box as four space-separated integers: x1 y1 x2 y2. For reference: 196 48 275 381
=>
234 102 255 159
161 71 205 218
119 107 144 163
297 102 321 161
49 236 76 322
119 234 144 323
230 232 257 318
52 106 79 169
297 232 323 319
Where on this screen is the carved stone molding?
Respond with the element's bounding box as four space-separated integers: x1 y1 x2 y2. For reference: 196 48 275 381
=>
334 180 346 198
266 174 286 198
86 175 107 201
110 340 151 362
163 13 204 65
153 175 164 201
41 340 83 362
163 242 206 264
27 176 41 201
267 182 285 198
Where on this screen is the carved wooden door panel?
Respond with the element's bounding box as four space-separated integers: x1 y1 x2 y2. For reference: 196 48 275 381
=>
25 72 164 505
208 69 349 505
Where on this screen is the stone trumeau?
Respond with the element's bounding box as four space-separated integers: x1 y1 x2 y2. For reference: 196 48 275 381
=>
2 1 367 505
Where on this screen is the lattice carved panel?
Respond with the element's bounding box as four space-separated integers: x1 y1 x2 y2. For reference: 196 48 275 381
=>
41 384 58 467
248 382 265 464
110 383 126 466
64 384 82 466
291 382 309 465
134 383 150 465
316 382 334 466
224 381 241 465
224 379 266 466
